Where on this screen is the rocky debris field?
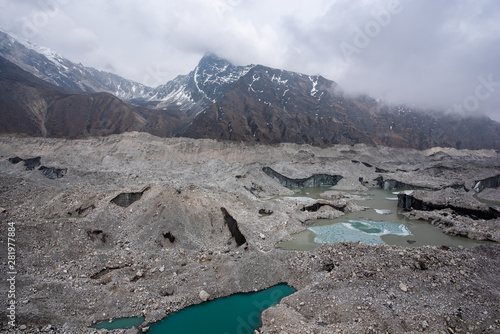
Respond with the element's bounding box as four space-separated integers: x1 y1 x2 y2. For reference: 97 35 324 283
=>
0 132 499 333
399 188 500 242
262 243 500 334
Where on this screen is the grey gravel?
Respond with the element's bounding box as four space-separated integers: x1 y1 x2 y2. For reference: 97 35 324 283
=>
0 132 498 333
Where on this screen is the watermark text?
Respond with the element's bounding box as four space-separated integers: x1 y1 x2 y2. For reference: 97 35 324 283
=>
6 221 17 327
213 0 244 19
21 0 72 39
447 74 499 113
340 0 406 62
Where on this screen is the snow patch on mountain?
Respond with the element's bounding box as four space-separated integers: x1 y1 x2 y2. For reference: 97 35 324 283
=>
249 73 261 93
271 71 289 86
309 75 319 97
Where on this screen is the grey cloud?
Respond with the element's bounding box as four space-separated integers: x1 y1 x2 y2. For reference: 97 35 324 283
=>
280 0 500 120
0 0 498 120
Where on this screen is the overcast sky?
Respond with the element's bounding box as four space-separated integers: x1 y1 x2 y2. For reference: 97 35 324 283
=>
1 0 499 120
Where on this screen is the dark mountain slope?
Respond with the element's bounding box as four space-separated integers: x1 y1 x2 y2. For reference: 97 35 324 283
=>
180 64 500 149
0 56 145 138
1 39 499 149
180 65 380 146
0 31 153 100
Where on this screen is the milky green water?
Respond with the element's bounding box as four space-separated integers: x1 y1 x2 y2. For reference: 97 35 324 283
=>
146 284 296 334
277 187 491 250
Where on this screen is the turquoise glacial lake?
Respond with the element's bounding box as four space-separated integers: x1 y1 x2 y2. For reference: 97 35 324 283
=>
146 284 296 334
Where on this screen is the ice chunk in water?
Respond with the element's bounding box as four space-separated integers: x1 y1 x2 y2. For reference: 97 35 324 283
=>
309 220 412 245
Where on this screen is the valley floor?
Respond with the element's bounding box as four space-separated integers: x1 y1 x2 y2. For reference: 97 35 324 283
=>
0 132 499 333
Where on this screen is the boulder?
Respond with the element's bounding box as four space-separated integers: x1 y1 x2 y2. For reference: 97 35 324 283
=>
199 290 210 302
160 286 174 297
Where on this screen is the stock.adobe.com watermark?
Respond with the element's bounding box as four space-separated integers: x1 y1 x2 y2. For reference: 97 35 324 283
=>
223 288 285 334
21 0 72 39
6 221 17 328
143 63 170 88
339 0 406 62
212 0 244 18
447 74 500 114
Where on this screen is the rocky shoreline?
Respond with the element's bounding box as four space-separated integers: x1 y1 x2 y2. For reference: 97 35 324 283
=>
0 132 499 333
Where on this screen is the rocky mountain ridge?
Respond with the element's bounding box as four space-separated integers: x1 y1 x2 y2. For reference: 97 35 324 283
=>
0 31 155 101
1 30 500 149
177 62 500 149
149 54 254 115
0 56 145 138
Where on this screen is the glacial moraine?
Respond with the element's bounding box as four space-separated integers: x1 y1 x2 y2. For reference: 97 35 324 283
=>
0 133 498 333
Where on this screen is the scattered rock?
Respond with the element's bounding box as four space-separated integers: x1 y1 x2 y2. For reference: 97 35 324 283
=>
8 157 22 164
259 208 273 216
160 286 174 296
87 230 107 245
199 290 210 302
39 166 67 179
162 231 176 243
200 253 211 262
399 283 408 292
9 156 41 170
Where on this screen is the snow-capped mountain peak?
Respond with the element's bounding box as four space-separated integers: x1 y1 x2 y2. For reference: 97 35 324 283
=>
0 31 256 112
150 54 255 114
1 32 500 150
0 30 154 100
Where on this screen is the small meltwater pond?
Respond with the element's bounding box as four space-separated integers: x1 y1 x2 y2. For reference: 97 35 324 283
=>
92 284 296 334
147 284 295 334
277 187 490 251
